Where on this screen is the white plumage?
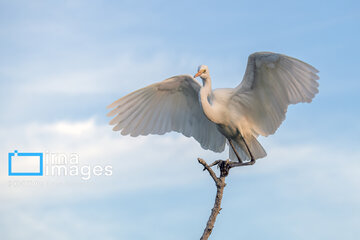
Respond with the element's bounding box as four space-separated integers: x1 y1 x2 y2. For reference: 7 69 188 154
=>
107 52 319 163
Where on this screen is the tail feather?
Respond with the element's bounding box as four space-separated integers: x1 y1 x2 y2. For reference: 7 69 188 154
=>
229 135 267 162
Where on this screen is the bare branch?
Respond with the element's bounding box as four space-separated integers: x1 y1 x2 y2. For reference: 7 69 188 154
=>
198 158 226 240
198 158 256 240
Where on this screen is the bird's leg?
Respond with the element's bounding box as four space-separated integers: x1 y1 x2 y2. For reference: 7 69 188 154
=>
241 137 256 165
228 139 243 163
205 138 256 176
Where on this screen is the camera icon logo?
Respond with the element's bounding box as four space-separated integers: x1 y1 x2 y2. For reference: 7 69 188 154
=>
8 150 43 176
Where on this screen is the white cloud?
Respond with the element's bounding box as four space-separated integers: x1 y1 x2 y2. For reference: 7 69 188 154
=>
1 118 359 204
0 118 223 203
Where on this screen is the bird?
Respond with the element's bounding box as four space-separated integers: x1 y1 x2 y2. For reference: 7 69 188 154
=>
107 52 319 164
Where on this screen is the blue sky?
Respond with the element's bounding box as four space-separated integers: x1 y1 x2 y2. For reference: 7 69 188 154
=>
0 0 359 239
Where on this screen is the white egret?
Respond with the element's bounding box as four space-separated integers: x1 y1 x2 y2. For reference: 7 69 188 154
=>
107 52 319 164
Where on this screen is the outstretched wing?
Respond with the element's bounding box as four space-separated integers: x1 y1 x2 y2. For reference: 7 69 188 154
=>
107 75 226 152
231 52 319 136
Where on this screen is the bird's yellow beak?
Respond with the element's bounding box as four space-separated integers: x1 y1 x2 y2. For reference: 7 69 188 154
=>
194 69 205 78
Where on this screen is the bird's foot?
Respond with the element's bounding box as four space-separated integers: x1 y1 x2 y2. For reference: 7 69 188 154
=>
218 160 232 177
206 158 256 177
207 159 232 177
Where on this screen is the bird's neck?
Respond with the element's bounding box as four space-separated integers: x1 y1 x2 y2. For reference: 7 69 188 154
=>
200 77 218 123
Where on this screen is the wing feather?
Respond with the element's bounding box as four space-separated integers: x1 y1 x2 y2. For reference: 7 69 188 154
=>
108 75 226 152
231 52 319 136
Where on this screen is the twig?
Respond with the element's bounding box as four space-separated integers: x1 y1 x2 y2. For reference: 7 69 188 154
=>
197 158 255 240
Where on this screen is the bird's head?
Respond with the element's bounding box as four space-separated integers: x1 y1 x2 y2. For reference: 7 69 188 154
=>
194 65 210 81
